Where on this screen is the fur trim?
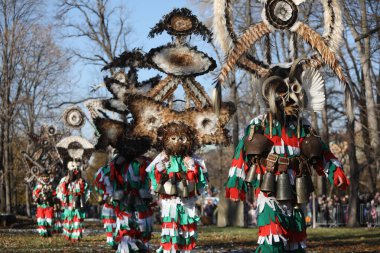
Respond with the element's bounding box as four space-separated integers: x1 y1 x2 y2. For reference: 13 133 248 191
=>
322 0 343 53
147 44 216 77
56 136 94 150
125 95 235 146
213 0 235 54
62 106 85 129
149 8 212 41
293 22 346 83
101 48 150 71
218 22 271 85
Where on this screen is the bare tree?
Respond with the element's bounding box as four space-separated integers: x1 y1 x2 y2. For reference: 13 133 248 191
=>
0 0 43 213
56 0 131 71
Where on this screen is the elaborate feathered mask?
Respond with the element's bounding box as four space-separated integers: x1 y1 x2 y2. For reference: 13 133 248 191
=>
213 0 353 121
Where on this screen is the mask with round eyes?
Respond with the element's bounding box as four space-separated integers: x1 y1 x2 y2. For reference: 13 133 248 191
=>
41 175 50 184
157 122 198 156
67 161 82 171
262 75 306 117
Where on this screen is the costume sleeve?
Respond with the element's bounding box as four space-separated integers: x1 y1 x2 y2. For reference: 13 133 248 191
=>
314 140 349 190
194 160 208 194
56 177 68 203
94 166 113 200
32 184 42 202
146 152 167 191
225 125 251 202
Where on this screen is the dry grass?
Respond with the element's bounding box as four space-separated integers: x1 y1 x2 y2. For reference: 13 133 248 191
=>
0 226 380 252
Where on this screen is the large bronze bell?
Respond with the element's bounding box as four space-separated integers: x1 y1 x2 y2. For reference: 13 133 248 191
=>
300 136 323 164
178 180 189 198
244 133 273 156
245 164 256 183
155 173 169 195
276 173 294 201
260 171 276 193
155 183 165 195
295 175 310 204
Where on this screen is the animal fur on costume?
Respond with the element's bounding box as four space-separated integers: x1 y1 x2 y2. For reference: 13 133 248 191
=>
213 0 235 54
218 22 271 86
147 44 216 77
156 122 198 157
292 22 353 121
148 8 212 42
93 118 151 160
124 94 235 146
322 0 343 54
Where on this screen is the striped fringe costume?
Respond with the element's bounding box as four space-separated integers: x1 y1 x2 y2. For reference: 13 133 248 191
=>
33 182 55 237
56 176 91 242
53 208 63 233
147 152 208 253
100 157 153 253
94 165 117 247
225 115 349 253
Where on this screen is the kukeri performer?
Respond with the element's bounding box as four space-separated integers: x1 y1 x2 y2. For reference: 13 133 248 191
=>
212 0 353 251
147 123 208 253
224 66 350 253
33 170 55 237
94 158 117 248
56 160 91 242
92 146 154 252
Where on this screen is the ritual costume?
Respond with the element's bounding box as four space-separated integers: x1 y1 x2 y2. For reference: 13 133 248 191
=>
94 162 117 248
213 0 352 252
86 8 234 252
33 170 55 237
93 149 153 252
22 125 64 236
86 49 158 252
56 135 93 242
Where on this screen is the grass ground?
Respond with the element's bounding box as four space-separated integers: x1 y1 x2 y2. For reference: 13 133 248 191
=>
0 226 380 252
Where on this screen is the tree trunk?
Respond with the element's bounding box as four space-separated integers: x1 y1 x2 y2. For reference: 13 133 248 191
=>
25 185 31 217
230 71 239 148
347 120 360 227
360 0 378 193
4 122 12 213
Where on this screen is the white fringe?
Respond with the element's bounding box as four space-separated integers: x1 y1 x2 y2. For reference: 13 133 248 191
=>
322 0 343 53
213 0 234 54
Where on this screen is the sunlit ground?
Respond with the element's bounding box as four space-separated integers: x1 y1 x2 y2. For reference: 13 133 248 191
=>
1 226 380 252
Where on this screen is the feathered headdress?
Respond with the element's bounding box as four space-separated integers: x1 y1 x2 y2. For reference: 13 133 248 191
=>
86 8 235 159
213 0 353 121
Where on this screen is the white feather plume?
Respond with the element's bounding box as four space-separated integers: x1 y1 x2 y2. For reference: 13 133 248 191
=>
213 0 234 54
322 0 343 53
293 0 307 5
301 68 325 112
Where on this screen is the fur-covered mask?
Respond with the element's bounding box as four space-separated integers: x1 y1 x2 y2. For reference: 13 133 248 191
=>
261 65 324 119
156 122 198 157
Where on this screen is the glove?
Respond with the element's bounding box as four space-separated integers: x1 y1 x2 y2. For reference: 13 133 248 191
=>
333 168 349 190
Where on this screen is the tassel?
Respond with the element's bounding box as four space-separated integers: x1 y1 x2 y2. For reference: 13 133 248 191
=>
344 82 354 122
269 112 273 138
213 82 222 116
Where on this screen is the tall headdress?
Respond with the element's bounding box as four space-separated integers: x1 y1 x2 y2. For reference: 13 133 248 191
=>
22 125 63 188
213 0 353 121
86 8 235 158
57 106 94 170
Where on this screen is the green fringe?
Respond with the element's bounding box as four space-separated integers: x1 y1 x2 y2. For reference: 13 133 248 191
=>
257 202 288 227
256 241 285 253
161 234 197 245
